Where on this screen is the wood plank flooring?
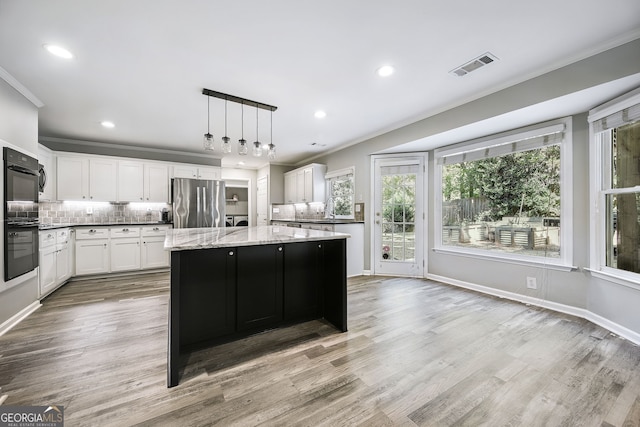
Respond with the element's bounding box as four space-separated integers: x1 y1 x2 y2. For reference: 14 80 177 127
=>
1 273 639 426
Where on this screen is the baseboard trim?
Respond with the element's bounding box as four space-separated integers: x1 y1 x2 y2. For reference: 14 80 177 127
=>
426 273 640 346
0 301 41 337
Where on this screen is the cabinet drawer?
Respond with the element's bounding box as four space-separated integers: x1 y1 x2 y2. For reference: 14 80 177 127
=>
39 231 57 248
75 228 109 240
141 225 170 237
110 227 141 238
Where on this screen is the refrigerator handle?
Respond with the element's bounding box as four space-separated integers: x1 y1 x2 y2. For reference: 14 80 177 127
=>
196 185 201 227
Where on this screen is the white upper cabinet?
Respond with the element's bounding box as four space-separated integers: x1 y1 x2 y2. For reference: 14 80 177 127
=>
171 164 221 180
89 158 118 201
117 160 144 202
57 156 89 201
117 160 169 202
144 163 169 202
284 163 327 203
57 155 117 201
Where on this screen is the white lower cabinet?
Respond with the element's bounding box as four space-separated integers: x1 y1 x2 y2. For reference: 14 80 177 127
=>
110 227 141 272
75 228 109 275
141 226 170 269
73 225 169 277
39 228 73 298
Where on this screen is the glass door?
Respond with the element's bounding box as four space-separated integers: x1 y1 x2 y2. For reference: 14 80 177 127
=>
372 155 426 276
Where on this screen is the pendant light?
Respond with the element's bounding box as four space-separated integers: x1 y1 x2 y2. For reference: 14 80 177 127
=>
221 99 231 154
238 103 248 155
267 110 276 160
203 95 214 151
252 106 262 157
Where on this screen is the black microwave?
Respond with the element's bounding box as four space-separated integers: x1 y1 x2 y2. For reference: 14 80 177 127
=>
4 147 39 203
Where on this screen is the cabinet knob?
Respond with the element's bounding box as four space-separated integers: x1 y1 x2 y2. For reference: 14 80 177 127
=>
228 250 234 256
278 247 283 252
89 229 96 233
318 244 322 248
153 227 159 231
140 197 143 200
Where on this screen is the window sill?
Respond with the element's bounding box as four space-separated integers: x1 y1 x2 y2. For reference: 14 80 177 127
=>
433 247 577 272
585 268 640 291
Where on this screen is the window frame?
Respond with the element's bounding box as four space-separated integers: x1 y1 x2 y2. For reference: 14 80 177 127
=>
434 117 574 271
588 87 640 288
325 166 355 219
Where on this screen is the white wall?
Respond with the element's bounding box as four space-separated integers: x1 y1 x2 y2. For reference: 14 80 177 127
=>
0 76 40 328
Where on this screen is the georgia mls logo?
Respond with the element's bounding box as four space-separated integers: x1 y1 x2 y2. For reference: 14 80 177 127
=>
0 405 64 427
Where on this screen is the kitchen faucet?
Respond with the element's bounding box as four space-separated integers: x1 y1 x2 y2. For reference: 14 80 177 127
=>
325 197 335 219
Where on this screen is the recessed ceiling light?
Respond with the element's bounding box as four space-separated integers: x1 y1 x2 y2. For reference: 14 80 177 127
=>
376 65 394 77
43 44 74 59
314 110 327 119
100 121 115 128
237 161 245 166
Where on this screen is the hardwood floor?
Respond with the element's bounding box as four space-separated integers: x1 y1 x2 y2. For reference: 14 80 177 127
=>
1 273 639 426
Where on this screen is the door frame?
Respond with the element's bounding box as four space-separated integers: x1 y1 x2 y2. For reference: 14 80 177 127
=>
370 153 428 277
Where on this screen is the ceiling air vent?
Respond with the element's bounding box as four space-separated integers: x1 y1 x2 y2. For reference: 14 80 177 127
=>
450 52 498 77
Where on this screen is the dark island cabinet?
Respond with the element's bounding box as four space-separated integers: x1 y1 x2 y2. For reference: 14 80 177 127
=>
283 241 322 322
168 238 347 387
236 244 284 332
171 247 236 349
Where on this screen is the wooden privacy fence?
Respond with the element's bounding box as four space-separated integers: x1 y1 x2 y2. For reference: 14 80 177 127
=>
442 198 490 225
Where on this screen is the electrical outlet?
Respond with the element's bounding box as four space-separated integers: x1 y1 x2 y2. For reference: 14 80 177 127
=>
86 206 93 215
526 277 537 289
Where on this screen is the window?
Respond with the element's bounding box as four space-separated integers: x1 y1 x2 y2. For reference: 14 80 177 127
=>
325 167 355 218
434 118 573 268
589 88 640 283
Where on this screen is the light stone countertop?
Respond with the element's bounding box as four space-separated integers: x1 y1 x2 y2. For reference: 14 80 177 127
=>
164 225 350 251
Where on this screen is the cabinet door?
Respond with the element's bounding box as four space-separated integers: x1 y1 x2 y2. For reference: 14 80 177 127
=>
75 239 109 275
236 244 283 332
144 163 169 202
284 173 296 203
172 165 198 179
198 167 221 180
110 238 141 272
176 247 236 346
39 247 56 297
89 158 117 201
118 160 144 202
303 167 313 202
57 156 88 200
141 236 169 269
55 245 70 283
296 170 306 202
283 241 321 321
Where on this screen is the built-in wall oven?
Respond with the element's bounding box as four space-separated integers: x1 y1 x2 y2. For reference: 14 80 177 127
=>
3 147 39 281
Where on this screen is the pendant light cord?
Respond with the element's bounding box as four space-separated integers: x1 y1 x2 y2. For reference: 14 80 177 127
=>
224 99 227 136
207 96 210 134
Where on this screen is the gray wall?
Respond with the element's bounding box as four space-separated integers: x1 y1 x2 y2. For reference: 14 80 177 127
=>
0 78 40 327
313 39 640 337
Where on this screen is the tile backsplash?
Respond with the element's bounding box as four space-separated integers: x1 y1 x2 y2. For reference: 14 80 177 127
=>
39 201 171 225
271 203 326 221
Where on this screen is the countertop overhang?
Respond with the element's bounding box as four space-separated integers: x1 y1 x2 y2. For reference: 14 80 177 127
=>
165 225 350 251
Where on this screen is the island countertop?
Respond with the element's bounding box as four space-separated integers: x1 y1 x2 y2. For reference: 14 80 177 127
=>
164 225 350 251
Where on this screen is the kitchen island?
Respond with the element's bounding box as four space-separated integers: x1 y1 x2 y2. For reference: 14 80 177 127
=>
164 225 349 387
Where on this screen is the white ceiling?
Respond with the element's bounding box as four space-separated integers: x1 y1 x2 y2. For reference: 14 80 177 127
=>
1 0 639 169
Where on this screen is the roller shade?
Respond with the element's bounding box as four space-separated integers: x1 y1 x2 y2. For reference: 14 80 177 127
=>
591 102 640 133
435 123 564 166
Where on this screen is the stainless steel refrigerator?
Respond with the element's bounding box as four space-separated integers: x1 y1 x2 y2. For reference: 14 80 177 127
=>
172 178 226 228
